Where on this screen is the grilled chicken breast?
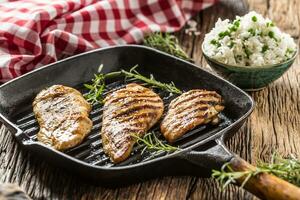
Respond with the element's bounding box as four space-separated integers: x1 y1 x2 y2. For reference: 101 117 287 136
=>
101 83 164 163
33 85 92 151
161 90 224 142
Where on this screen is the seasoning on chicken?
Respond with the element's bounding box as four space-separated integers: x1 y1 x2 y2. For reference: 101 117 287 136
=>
160 89 224 142
33 85 92 151
101 83 164 163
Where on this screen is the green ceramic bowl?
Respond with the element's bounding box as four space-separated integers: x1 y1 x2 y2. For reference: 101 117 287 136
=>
202 45 298 91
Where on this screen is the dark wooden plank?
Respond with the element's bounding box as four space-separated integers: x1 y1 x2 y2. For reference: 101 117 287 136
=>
187 0 300 199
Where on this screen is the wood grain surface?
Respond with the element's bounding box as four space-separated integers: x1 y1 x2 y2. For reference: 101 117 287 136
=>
0 0 299 199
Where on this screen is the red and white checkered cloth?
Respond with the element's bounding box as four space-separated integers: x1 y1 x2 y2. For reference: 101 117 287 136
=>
0 0 216 82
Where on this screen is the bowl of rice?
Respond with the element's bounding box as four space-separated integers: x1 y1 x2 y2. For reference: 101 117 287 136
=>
202 11 297 91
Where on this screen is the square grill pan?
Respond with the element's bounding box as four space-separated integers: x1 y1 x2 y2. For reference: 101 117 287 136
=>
0 45 254 185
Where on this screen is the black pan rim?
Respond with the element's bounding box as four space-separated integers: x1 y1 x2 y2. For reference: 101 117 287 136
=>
0 44 255 170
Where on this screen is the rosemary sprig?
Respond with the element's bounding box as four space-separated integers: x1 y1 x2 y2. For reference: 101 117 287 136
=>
113 65 182 94
84 65 182 104
143 32 192 62
131 132 180 154
212 163 265 190
258 153 300 186
212 153 300 190
84 65 106 104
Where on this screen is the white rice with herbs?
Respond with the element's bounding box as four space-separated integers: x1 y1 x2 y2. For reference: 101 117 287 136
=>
203 11 297 67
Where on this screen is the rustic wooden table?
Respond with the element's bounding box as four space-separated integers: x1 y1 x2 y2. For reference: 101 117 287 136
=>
0 0 299 199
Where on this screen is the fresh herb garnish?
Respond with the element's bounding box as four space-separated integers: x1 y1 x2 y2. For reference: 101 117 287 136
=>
210 39 217 45
218 30 230 39
268 31 275 38
212 153 300 190
228 41 235 48
233 19 240 27
229 25 238 32
268 31 278 41
285 48 295 58
248 28 256 36
252 16 257 22
286 48 294 55
212 163 263 190
107 65 182 94
228 19 240 33
132 132 180 154
258 154 300 186
210 19 240 48
143 32 192 62
84 65 106 104
210 39 221 47
84 65 182 104
262 45 269 53
266 21 275 27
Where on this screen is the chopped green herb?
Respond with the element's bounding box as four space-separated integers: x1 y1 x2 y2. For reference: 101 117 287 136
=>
229 41 235 48
285 48 295 57
268 31 275 38
248 28 255 36
210 39 217 45
229 25 238 32
218 30 230 39
233 19 240 27
268 31 278 41
266 22 275 27
252 16 257 22
262 45 269 53
286 48 294 54
210 39 221 47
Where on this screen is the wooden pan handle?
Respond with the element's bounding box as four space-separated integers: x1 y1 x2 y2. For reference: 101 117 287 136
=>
229 156 300 200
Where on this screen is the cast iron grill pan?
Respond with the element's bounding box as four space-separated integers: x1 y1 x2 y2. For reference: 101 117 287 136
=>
4 46 292 200
13 78 232 168
2 46 297 199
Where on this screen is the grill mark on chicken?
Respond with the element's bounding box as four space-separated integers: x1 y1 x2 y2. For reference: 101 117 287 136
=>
112 88 148 94
165 110 213 133
33 85 92 151
161 89 224 143
171 95 220 109
164 97 220 122
107 94 158 104
169 91 219 107
112 105 163 119
169 91 221 109
169 99 219 116
162 105 210 127
115 98 163 109
103 127 145 136
106 86 152 98
102 117 155 129
106 112 158 125
101 83 164 163
168 114 209 132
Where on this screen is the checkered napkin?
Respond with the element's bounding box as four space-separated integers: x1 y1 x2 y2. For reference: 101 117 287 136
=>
0 0 216 82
